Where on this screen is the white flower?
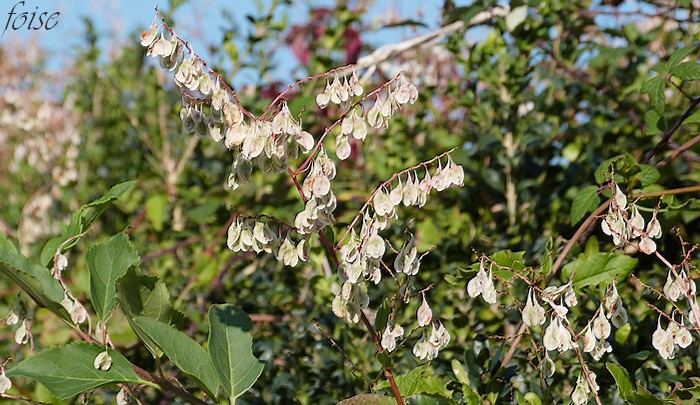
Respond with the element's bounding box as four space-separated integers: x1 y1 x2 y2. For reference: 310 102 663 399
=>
613 185 627 210
591 339 612 361
116 387 129 405
543 317 561 351
381 324 404 352
417 295 432 327
646 210 662 239
140 22 158 47
94 350 113 371
663 271 681 302
628 205 645 238
0 368 11 394
521 288 546 327
675 325 693 348
541 351 555 377
582 324 596 353
592 306 611 340
373 189 394 217
564 285 578 307
639 235 657 254
14 319 28 345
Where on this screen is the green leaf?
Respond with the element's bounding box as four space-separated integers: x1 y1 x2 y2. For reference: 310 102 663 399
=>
607 362 635 401
671 61 700 81
641 75 666 115
633 383 665 404
336 394 396 405
452 359 470 385
374 301 389 334
132 316 219 398
0 232 18 253
207 304 264 400
668 44 698 68
145 193 168 232
81 180 136 227
87 233 140 321
570 185 601 225
562 253 637 288
395 364 429 397
40 211 83 267
6 342 145 400
644 110 665 135
0 243 70 322
490 250 525 278
639 165 661 187
505 5 527 32
118 268 183 357
39 181 136 267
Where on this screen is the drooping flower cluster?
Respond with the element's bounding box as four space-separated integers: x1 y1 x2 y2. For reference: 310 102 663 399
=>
315 71 364 109
332 155 464 323
328 73 419 160
226 217 309 267
296 148 337 235
521 288 546 327
571 370 599 405
601 183 662 254
663 268 696 302
652 313 693 360
412 320 450 361
380 323 404 353
141 20 316 191
467 260 497 304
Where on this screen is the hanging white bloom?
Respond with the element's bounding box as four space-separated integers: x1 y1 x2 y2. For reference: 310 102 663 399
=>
613 184 627 210
521 288 546 327
0 368 11 394
417 295 433 327
14 319 29 345
663 271 681 302
381 324 404 352
541 351 555 377
646 210 662 239
94 350 113 371
628 205 645 238
543 317 561 351
582 324 596 353
592 306 611 340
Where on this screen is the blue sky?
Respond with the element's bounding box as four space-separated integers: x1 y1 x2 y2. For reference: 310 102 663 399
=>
0 0 442 81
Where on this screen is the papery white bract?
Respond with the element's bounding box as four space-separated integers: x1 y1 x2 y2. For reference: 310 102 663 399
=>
0 368 10 394
94 350 113 371
417 295 433 327
522 288 546 327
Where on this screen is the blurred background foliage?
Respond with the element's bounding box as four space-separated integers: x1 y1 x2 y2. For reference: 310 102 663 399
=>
1 0 699 403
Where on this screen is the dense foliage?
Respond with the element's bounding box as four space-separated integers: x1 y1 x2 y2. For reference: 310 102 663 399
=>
0 0 699 404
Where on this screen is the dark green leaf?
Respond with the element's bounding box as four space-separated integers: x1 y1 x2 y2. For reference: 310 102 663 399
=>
562 253 637 288
640 75 666 115
132 316 219 398
668 45 698 68
570 185 601 225
607 362 635 401
87 233 140 321
207 304 264 399
81 181 136 226
0 243 70 322
6 342 145 400
638 165 661 187
671 61 700 81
